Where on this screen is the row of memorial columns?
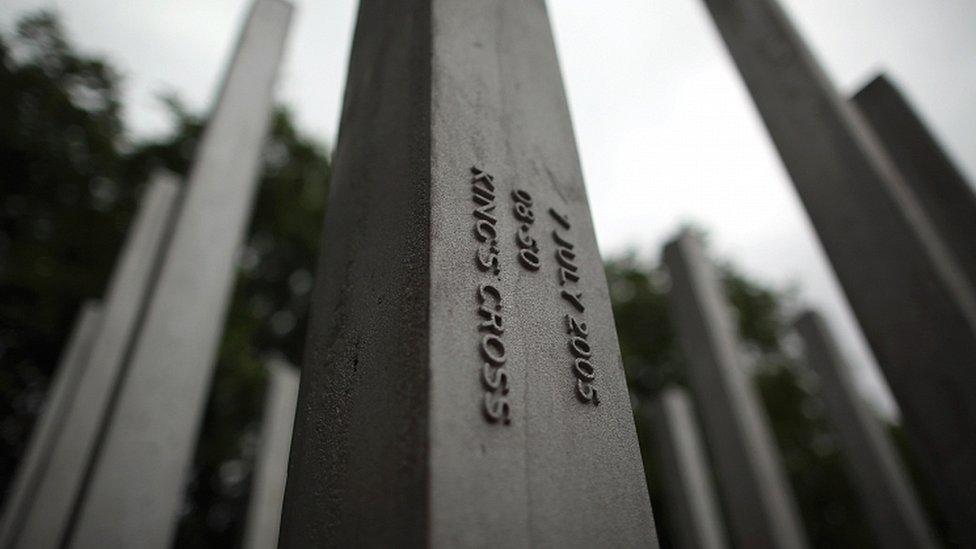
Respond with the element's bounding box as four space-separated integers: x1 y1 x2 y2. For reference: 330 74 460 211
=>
641 0 976 547
1 0 972 547
697 0 976 545
655 229 943 549
0 173 183 549
0 1 293 547
664 232 808 549
794 312 937 549
272 0 973 545
69 1 292 544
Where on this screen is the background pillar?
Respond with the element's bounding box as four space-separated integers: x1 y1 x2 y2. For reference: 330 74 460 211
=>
664 230 807 549
795 310 936 549
652 387 729 549
242 360 299 549
6 174 180 549
67 2 293 547
701 0 976 542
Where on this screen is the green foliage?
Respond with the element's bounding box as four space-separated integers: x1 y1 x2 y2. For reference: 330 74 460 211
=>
605 253 680 395
606 249 874 548
1 10 135 485
719 260 783 352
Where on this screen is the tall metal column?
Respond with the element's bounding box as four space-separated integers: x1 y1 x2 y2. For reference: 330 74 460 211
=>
67 2 293 547
701 0 976 542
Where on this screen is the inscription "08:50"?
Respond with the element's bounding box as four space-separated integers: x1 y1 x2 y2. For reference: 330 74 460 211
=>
512 189 540 271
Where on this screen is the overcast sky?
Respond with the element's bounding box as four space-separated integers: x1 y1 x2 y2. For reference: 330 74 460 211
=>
4 0 975 417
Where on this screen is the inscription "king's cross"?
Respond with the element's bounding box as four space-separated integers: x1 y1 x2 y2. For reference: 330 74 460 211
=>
550 207 599 405
470 166 511 424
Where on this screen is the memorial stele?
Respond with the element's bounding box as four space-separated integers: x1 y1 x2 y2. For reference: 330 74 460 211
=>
279 1 657 547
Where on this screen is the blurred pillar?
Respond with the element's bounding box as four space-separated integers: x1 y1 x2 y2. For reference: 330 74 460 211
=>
279 1 656 546
6 174 180 549
701 0 976 543
68 2 293 547
852 74 976 291
794 310 937 549
652 387 729 549
664 230 807 549
242 360 299 549
0 302 102 546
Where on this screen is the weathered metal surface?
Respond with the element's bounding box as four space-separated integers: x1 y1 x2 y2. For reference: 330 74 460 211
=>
279 1 656 546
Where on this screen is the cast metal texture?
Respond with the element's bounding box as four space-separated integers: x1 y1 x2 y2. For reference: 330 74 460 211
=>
280 1 656 546
664 231 807 549
0 302 102 547
701 1 976 543
4 174 180 549
243 360 299 549
795 311 936 549
652 387 729 549
66 2 293 547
